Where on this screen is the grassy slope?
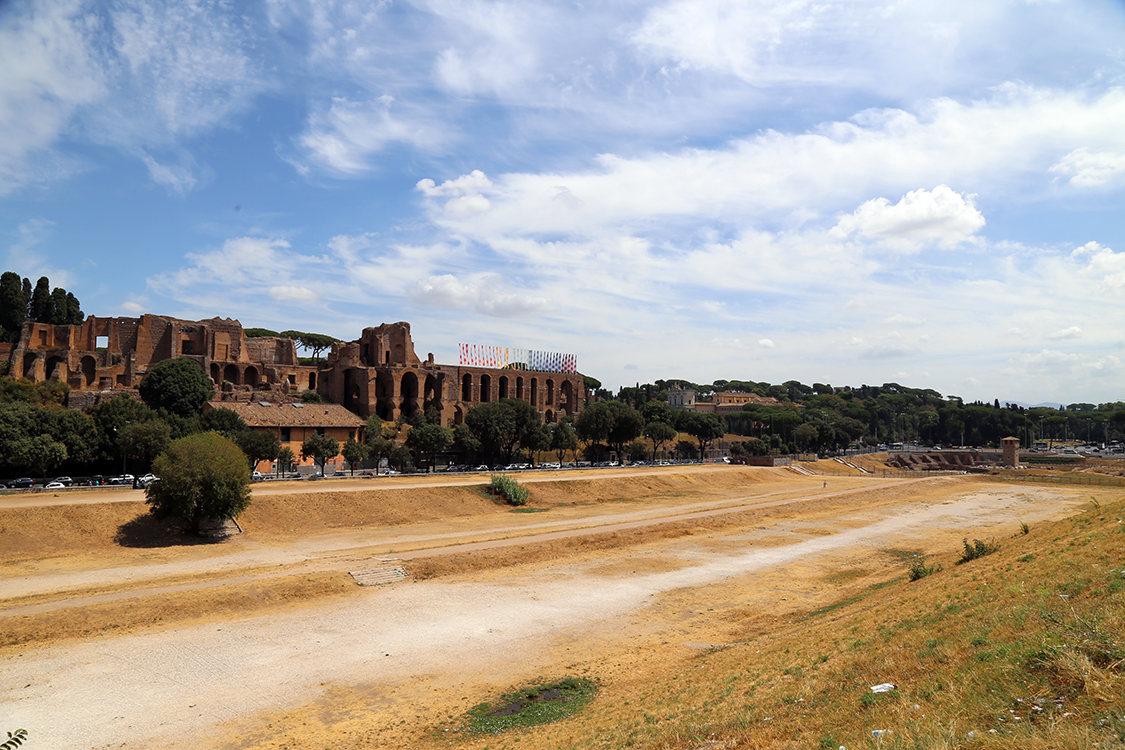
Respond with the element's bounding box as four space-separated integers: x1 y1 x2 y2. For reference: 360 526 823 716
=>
447 491 1125 750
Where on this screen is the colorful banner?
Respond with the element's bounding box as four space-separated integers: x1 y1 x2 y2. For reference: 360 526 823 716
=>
458 343 577 373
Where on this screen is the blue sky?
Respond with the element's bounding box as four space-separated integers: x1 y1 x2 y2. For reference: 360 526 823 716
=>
3 0 1125 404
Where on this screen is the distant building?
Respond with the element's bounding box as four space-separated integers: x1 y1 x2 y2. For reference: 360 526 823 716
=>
205 401 366 472
668 386 696 410
318 321 585 427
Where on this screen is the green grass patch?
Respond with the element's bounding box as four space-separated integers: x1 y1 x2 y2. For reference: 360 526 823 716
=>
459 677 598 735
508 507 549 513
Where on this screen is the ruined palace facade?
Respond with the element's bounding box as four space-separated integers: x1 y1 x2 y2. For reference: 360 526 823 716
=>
319 322 585 426
10 316 584 427
12 314 317 402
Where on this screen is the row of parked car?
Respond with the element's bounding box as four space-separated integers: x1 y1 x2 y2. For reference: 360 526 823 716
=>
0 474 159 490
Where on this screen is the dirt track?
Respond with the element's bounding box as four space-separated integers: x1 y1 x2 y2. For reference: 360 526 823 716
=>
0 466 1094 749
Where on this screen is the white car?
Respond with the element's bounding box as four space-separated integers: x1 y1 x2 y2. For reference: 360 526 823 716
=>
45 481 66 489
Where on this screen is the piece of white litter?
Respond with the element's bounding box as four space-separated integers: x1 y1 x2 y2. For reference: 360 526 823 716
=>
870 683 897 693
871 729 888 738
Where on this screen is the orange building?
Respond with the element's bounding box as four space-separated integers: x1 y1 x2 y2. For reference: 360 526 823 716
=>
205 401 366 472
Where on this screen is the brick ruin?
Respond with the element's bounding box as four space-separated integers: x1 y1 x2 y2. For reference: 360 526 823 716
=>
11 314 317 408
9 316 586 426
319 322 585 427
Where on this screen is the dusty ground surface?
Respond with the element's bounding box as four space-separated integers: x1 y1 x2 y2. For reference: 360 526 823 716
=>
0 465 1097 749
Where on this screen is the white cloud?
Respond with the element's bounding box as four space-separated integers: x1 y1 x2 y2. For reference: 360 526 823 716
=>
758 339 775 349
0 0 104 195
411 274 480 308
1049 148 1125 187
268 286 319 303
1046 326 1082 340
298 96 451 175
121 301 147 314
832 185 984 251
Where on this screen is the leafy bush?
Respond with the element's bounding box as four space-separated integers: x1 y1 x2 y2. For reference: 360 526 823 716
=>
909 556 941 581
490 474 529 506
958 538 1000 564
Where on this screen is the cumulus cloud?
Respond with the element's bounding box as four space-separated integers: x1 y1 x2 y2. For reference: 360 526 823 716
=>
1049 148 1125 187
758 339 775 349
832 186 985 251
411 274 481 308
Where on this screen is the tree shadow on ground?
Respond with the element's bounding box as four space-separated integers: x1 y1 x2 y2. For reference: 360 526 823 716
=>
114 513 224 548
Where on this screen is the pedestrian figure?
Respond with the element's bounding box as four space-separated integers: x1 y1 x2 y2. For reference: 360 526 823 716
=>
823 480 827 488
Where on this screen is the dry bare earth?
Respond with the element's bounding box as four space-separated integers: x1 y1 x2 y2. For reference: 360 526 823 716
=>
0 466 1092 749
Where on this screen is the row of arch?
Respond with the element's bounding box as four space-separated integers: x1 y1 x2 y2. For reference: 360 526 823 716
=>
209 362 316 391
368 370 443 422
458 373 576 414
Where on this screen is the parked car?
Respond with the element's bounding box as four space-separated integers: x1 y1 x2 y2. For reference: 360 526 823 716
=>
53 476 73 486
45 481 66 489
11 478 35 488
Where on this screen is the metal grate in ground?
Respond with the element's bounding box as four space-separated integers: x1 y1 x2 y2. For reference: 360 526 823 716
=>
349 559 411 586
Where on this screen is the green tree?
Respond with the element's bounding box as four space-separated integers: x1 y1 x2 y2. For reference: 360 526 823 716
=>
25 434 68 478
199 408 249 436
146 432 252 534
451 423 481 465
341 436 371 475
233 429 281 472
243 327 280 337
368 435 395 475
281 331 340 364
301 432 340 474
28 277 52 323
65 291 83 324
389 444 413 471
118 420 172 472
522 422 551 466
465 398 541 466
550 418 579 464
577 400 646 461
138 359 213 418
0 271 27 342
405 423 452 471
793 422 819 450
276 446 295 475
681 412 725 458
48 287 69 325
644 421 677 461
639 400 674 426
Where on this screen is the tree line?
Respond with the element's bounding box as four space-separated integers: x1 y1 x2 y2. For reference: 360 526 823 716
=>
0 272 84 343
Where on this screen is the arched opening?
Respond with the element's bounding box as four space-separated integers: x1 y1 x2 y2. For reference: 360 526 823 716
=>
479 374 491 403
308 372 317 390
376 371 396 420
424 373 442 419
516 377 524 400
244 365 259 388
393 343 404 363
546 379 555 406
223 363 240 385
210 363 221 384
45 356 65 381
399 371 419 418
560 380 575 415
22 353 36 379
81 355 97 387
498 375 509 399
545 409 554 424
530 378 538 408
453 405 464 425
461 373 473 402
